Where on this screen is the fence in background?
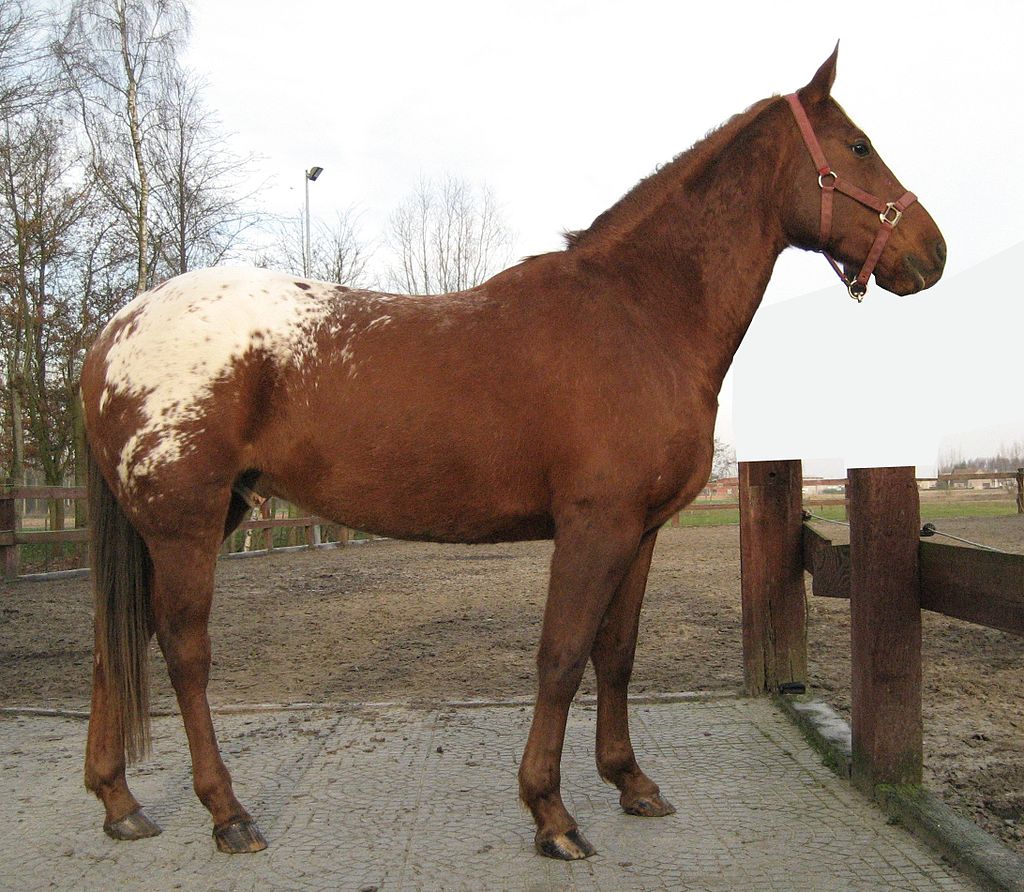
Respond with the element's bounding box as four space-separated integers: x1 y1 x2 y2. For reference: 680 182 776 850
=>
0 488 362 580
2 467 1022 580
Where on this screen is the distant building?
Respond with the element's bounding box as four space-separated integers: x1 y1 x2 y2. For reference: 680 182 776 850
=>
703 476 738 499
802 477 840 497
941 469 1014 490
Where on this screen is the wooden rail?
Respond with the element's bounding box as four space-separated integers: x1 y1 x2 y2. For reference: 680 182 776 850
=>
0 486 348 579
740 460 1024 799
803 524 1024 636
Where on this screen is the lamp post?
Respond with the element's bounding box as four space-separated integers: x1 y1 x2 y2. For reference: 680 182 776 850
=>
304 165 324 277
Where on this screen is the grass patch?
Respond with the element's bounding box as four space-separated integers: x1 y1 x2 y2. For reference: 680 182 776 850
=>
675 508 740 527
671 497 1018 529
920 500 1017 521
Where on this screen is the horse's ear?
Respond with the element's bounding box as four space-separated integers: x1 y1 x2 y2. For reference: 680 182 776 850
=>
800 42 839 105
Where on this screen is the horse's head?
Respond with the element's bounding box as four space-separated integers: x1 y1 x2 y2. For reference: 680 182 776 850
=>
779 47 946 299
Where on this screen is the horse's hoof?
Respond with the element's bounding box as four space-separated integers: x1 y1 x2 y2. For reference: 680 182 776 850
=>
104 808 162 841
621 793 677 817
535 828 597 860
213 819 268 854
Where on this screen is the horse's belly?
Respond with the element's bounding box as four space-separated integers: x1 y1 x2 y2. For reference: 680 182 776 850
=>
281 481 556 544
258 433 556 545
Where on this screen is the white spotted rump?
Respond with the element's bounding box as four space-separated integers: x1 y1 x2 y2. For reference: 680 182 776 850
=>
95 266 384 492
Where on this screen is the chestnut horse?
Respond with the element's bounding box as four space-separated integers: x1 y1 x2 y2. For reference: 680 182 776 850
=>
81 48 945 859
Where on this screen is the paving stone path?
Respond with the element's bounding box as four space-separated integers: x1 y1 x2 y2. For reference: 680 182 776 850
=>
0 698 976 891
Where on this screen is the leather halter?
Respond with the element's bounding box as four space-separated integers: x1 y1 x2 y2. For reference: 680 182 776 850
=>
785 93 917 302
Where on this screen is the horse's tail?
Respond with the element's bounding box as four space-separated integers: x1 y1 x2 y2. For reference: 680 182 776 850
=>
88 443 152 763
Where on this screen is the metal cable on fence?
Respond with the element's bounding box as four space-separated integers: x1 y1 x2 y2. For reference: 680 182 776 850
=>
802 510 1009 553
918 523 1007 553
801 510 849 527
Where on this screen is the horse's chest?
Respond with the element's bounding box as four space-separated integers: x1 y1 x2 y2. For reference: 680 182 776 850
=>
644 420 715 515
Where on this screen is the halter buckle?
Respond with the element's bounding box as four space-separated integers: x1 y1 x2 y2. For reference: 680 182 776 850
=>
879 202 903 226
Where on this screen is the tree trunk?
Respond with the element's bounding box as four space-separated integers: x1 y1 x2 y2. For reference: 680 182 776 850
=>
119 5 149 293
73 392 87 526
9 379 24 491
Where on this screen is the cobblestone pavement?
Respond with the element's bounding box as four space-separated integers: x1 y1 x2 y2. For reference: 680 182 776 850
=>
0 698 976 891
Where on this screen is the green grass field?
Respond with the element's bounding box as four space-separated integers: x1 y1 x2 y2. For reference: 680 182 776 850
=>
672 495 1019 528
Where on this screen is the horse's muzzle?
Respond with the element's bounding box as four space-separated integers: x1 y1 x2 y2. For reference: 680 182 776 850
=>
903 238 947 293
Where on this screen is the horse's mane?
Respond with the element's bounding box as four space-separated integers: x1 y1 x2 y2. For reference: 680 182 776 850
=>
563 96 778 250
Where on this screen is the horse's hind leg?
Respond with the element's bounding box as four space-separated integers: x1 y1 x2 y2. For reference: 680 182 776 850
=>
518 504 643 860
591 530 676 817
85 632 161 840
148 534 267 854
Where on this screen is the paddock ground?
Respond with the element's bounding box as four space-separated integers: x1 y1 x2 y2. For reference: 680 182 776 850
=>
0 697 983 890
1 519 1021 861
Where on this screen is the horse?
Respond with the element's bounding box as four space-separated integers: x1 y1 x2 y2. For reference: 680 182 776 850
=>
80 46 945 859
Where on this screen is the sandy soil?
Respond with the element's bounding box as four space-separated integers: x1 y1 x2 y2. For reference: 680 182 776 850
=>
1 517 1021 854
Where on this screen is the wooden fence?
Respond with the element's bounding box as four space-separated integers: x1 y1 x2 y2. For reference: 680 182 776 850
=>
2 466 1022 579
739 459 1024 795
0 487 354 580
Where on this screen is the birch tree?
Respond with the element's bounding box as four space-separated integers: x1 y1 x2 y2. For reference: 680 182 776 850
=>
53 0 190 293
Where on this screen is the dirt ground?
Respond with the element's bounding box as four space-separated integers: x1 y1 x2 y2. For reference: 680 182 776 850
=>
2 517 1021 855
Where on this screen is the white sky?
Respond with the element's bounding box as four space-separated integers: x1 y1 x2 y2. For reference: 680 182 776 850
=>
187 1 1024 474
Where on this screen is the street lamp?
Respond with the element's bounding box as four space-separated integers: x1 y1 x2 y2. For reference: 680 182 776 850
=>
304 166 324 278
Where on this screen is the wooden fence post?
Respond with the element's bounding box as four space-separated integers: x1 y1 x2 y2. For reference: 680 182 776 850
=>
739 459 807 695
1016 467 1023 514
848 466 922 793
1 493 18 580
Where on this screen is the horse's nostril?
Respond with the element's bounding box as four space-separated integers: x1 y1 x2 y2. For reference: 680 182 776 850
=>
934 239 947 267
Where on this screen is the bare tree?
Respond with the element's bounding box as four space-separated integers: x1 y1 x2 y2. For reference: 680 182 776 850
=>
264 208 371 288
0 3 55 500
0 1 49 118
0 108 100 521
52 0 190 293
148 66 262 278
712 438 736 480
0 1 277 521
385 174 514 294
939 442 1024 475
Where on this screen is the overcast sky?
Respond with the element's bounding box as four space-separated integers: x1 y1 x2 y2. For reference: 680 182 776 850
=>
186 1 1024 473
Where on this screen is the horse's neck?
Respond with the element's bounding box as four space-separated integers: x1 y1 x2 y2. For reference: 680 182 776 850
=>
592 109 789 393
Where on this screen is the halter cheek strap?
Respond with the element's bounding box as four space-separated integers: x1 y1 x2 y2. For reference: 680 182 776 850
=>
785 93 917 302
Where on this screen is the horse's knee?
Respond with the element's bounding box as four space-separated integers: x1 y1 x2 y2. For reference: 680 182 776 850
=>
536 644 589 697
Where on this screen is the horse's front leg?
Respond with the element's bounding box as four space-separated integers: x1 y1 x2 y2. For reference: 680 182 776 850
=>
519 504 643 860
591 529 676 817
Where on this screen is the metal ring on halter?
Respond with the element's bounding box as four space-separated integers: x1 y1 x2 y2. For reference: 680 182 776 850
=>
818 171 837 189
848 280 867 302
879 202 903 226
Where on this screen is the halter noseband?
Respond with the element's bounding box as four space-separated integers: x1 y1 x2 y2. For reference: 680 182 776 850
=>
785 93 917 302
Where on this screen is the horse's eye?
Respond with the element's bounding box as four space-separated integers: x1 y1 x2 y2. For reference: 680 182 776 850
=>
851 140 871 158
